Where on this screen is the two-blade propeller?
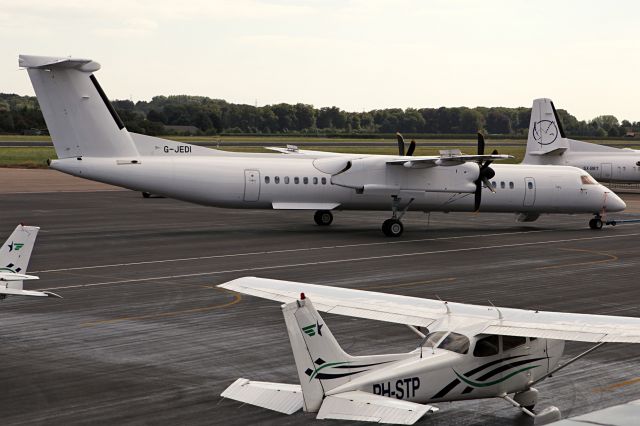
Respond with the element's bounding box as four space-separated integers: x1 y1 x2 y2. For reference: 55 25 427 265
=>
474 133 498 212
396 132 416 156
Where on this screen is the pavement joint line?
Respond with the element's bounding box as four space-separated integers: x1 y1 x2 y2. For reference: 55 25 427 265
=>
42 231 640 291
536 248 619 270
31 228 560 273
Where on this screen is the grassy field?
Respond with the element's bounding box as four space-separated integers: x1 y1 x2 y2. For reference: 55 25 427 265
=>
0 145 527 168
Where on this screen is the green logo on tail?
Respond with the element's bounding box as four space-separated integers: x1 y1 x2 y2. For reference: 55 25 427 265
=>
8 242 24 252
302 324 317 336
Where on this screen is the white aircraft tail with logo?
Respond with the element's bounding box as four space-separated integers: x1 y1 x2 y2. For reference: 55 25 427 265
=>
0 224 61 298
523 98 570 163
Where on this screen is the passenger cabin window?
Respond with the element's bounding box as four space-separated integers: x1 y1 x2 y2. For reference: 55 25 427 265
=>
423 331 447 348
509 182 514 189
492 181 497 188
274 176 280 184
473 335 499 357
265 176 270 184
438 332 470 354
502 335 526 351
321 177 327 185
303 177 309 184
294 177 300 184
284 176 290 184
527 181 534 189
500 181 505 189
313 177 318 184
581 175 597 185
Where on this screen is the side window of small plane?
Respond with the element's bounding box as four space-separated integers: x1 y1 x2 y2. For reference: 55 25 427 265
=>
313 177 318 184
274 176 280 184
321 177 327 185
473 335 499 357
502 335 526 351
500 181 505 189
423 331 447 348
284 176 290 184
438 332 470 354
265 176 270 184
303 177 309 184
527 181 534 189
294 177 300 184
509 181 514 189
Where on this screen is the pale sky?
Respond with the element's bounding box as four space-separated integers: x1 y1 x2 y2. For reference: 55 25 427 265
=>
1 0 639 122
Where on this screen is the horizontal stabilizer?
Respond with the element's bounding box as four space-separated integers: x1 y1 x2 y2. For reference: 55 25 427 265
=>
317 391 437 424
272 202 340 210
19 55 100 72
528 148 567 156
221 378 303 415
0 287 62 298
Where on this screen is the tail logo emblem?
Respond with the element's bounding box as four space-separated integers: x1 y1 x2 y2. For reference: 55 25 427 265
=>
7 242 24 252
532 120 558 145
302 321 323 337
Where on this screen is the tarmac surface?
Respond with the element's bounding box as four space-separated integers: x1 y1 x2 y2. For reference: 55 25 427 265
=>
2 170 640 425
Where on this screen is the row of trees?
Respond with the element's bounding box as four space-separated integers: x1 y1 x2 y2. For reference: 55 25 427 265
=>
1 92 638 137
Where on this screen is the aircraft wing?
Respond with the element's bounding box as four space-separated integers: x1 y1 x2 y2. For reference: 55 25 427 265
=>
265 146 355 158
0 287 62 298
317 391 437 424
219 277 640 343
386 153 512 168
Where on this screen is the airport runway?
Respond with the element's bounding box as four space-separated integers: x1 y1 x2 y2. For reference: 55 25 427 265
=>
2 179 640 425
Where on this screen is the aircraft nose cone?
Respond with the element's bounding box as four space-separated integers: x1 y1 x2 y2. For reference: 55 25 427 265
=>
605 191 626 212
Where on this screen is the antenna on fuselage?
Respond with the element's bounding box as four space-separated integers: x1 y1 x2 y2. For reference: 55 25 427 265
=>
436 295 451 315
488 300 504 321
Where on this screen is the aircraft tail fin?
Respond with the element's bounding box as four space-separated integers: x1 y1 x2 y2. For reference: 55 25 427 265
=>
282 296 406 412
19 54 139 159
524 98 569 163
1 224 39 285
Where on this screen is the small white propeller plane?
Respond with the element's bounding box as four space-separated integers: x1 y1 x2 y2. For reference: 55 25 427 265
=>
523 98 640 184
20 55 626 236
219 277 640 425
0 224 61 299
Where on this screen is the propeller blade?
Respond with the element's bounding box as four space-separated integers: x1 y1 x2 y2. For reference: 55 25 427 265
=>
482 176 496 193
477 133 485 156
396 132 405 156
474 180 482 212
406 140 416 156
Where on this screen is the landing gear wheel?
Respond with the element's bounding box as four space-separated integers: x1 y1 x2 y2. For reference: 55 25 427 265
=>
589 218 603 230
382 219 403 237
314 210 333 226
142 192 151 198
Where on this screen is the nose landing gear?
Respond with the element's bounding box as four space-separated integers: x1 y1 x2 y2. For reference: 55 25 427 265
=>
589 215 603 230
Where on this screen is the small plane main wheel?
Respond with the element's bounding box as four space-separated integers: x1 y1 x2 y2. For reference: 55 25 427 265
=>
314 210 333 226
589 218 603 230
382 219 403 237
142 192 151 198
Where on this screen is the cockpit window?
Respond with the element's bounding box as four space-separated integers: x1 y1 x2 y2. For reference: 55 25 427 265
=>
473 335 500 357
423 331 447 348
581 175 598 185
437 332 470 354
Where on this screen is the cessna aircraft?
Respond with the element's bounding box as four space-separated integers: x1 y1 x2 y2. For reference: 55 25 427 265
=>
0 224 61 298
523 98 640 183
219 276 640 425
20 55 626 236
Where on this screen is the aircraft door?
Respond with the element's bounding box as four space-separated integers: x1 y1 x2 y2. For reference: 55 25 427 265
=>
601 163 612 181
523 177 536 207
243 169 261 202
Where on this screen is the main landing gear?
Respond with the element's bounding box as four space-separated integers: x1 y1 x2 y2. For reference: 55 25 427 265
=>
589 215 603 230
382 196 414 237
314 210 333 226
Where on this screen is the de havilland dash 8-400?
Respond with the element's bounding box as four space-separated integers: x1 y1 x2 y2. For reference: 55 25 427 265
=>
20 54 626 236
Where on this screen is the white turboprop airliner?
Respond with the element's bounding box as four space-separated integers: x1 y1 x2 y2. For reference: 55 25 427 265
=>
523 98 640 183
20 55 625 236
0 224 61 299
219 276 640 425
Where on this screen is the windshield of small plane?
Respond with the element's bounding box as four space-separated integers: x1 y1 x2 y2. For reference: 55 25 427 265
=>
581 175 598 185
437 332 470 354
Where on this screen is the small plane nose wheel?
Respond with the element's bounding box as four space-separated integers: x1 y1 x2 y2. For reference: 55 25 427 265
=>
314 210 333 226
589 216 603 230
382 219 403 237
